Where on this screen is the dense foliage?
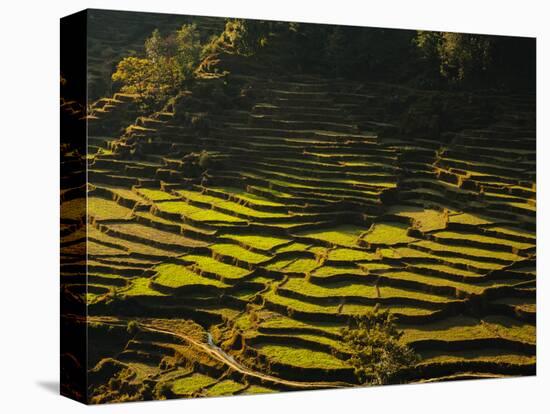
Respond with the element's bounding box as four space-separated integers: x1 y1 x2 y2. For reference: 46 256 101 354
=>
341 305 418 385
414 31 535 89
112 24 202 108
111 18 534 112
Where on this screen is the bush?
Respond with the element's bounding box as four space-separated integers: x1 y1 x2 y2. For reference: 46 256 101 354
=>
341 305 418 385
198 150 211 169
127 320 139 336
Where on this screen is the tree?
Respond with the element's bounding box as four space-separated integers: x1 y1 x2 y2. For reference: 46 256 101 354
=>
341 305 418 385
112 24 203 110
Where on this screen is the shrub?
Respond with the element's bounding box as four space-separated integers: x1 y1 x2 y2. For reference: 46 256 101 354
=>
341 305 418 385
127 320 139 336
198 150 211 169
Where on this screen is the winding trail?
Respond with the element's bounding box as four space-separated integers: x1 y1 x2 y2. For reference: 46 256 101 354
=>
85 315 352 390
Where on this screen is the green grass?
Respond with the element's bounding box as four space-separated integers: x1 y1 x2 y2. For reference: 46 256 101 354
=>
221 234 291 251
412 263 481 278
265 258 298 271
312 265 365 277
448 212 492 226
264 290 433 317
105 223 206 247
296 225 367 248
183 255 250 279
363 222 416 245
282 278 451 303
255 344 348 369
282 258 319 273
384 270 486 295
276 242 311 253
217 200 288 218
433 231 534 250
172 374 217 395
258 314 343 335
88 225 178 257
486 226 535 240
156 201 246 223
402 315 536 345
390 206 447 232
122 277 165 296
88 197 133 220
109 187 150 203
153 263 228 288
244 385 276 394
177 189 288 218
248 185 294 198
209 186 285 207
327 248 376 261
137 188 180 201
211 243 271 264
419 349 535 365
204 380 246 396
414 240 522 262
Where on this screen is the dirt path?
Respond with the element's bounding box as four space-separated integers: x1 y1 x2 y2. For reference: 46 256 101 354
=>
86 315 352 390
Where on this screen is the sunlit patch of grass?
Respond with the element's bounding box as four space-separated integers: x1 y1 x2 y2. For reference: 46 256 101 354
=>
282 278 450 303
255 344 348 369
136 188 180 201
312 265 365 277
401 315 535 345
210 243 271 264
258 314 342 335
327 248 376 261
414 240 522 262
105 223 205 247
263 290 432 317
177 189 288 218
412 263 480 278
209 186 285 207
389 206 447 232
172 374 216 395
88 197 133 220
221 234 291 251
243 385 277 394
156 201 246 223
183 255 250 279
419 349 535 365
265 259 297 271
276 242 311 253
448 212 492 226
123 277 165 296
482 315 536 344
217 200 288 218
363 222 416 245
384 270 485 295
248 185 294 198
204 380 246 396
359 262 393 272
296 225 367 247
486 225 535 240
281 258 319 273
433 231 534 250
153 263 228 288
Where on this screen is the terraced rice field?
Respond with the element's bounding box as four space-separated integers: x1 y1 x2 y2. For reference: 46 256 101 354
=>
61 15 535 404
